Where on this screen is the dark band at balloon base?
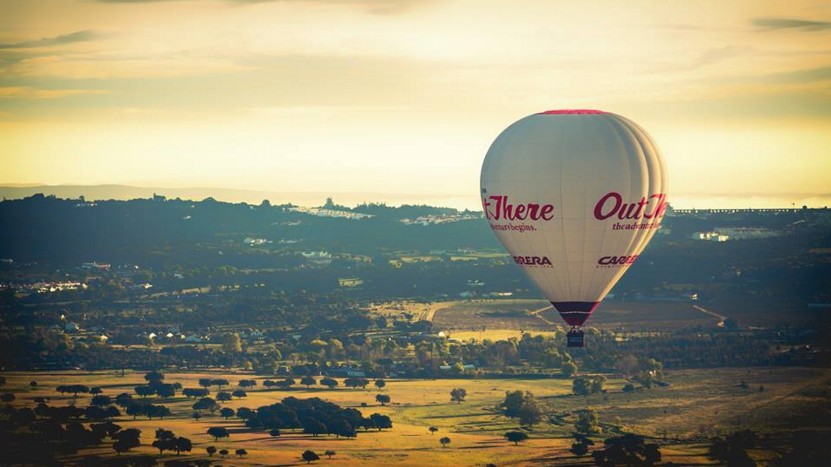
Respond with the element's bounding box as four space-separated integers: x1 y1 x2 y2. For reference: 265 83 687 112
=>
551 301 600 327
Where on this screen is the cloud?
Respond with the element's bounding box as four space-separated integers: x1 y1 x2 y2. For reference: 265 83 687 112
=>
753 17 831 32
690 45 752 69
94 0 431 15
0 86 106 99
0 31 99 50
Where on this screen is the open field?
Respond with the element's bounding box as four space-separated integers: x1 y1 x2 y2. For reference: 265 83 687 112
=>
3 366 830 466
365 296 822 343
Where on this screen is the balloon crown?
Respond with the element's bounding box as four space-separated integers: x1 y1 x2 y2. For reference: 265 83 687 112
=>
538 109 607 115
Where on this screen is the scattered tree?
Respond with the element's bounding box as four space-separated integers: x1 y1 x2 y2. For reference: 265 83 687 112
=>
450 388 467 404
206 446 217 457
302 450 320 464
440 436 451 448
504 431 529 445
236 448 248 458
320 377 338 389
375 379 386 391
369 413 393 431
574 409 602 436
429 426 439 435
561 361 578 377
376 394 391 406
239 379 257 388
113 428 141 455
325 450 336 459
220 407 236 420
207 426 230 442
592 434 660 467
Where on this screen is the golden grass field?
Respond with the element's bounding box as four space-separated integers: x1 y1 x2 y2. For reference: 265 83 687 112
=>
4 365 830 466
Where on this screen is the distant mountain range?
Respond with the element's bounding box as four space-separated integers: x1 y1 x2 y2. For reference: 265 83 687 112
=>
0 184 475 210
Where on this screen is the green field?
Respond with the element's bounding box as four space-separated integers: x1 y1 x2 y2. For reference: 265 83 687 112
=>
3 366 829 466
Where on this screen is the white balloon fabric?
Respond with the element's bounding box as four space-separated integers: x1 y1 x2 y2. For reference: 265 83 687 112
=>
480 109 668 329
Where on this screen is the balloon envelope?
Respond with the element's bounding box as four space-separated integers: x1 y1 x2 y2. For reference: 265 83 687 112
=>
480 109 667 328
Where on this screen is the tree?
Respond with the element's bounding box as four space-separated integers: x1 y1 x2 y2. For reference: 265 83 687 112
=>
237 407 255 420
134 385 155 398
206 446 217 457
429 426 439 435
501 390 527 418
211 379 230 390
89 386 102 395
217 391 232 403
440 436 451 448
518 398 543 426
222 333 243 354
592 434 661 467
376 394 391 406
115 392 133 407
155 384 176 398
220 407 236 419
320 377 338 389
144 371 164 384
571 434 595 456
236 448 248 458
573 375 606 397
173 437 192 455
91 395 112 407
192 411 202 421
239 379 257 388
450 388 467 404
302 450 320 464
269 428 281 438
152 429 176 455
300 376 316 388
375 379 386 391
325 450 336 459
232 389 247 399
219 449 229 457
561 361 578 377
207 426 230 442
303 419 327 437
126 401 150 419
147 404 171 420
369 413 393 430
504 431 529 445
194 397 218 413
329 418 356 438
574 409 602 436
345 377 370 389
183 388 210 399
198 378 213 389
2 392 16 403
278 378 296 390
113 428 141 454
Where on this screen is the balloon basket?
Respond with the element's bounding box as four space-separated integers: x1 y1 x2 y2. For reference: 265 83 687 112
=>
567 329 585 348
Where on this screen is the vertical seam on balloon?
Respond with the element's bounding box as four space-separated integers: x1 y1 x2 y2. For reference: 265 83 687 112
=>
555 114 571 302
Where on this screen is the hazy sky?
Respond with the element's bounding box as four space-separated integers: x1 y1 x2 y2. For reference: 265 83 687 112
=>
1 0 830 209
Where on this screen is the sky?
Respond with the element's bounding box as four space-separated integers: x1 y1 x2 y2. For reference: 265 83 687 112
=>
1 0 830 209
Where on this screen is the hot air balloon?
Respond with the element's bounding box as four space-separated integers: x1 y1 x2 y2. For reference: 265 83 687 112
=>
480 109 667 347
